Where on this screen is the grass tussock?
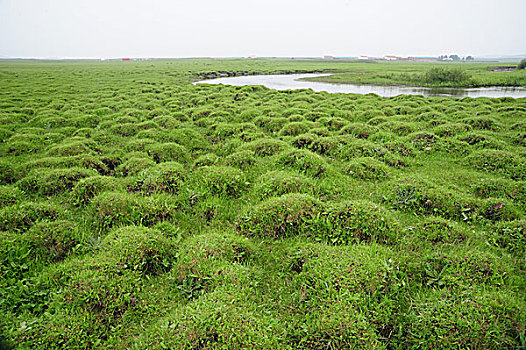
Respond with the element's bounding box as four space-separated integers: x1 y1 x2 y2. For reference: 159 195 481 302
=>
1 59 525 349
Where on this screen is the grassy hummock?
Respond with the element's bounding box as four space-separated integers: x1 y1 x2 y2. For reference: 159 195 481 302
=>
0 58 524 349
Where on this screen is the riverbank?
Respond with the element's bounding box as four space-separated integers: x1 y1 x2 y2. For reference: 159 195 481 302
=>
300 62 526 88
197 73 526 98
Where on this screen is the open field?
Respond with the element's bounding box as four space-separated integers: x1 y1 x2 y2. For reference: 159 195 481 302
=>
1 59 525 349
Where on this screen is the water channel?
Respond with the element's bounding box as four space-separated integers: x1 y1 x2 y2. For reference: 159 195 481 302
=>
195 73 526 98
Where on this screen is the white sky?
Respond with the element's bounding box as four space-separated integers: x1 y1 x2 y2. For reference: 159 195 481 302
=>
1 0 525 58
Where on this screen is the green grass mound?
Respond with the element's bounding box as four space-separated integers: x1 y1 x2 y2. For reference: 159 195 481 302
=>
456 131 506 149
116 155 156 176
21 155 114 176
470 178 525 203
16 226 177 349
193 153 219 168
196 166 248 197
237 194 322 238
386 176 480 220
240 138 290 156
238 195 397 244
432 122 472 137
72 176 122 205
46 139 100 157
462 116 501 131
465 150 526 180
0 202 60 232
491 220 525 255
0 160 16 184
146 142 188 163
129 162 186 195
91 192 180 230
311 201 398 245
279 121 316 136
17 167 98 196
0 185 23 208
99 226 178 276
224 150 257 169
277 149 328 177
413 217 466 244
340 123 378 139
480 198 520 222
23 220 80 263
345 157 390 181
253 170 315 199
399 288 524 348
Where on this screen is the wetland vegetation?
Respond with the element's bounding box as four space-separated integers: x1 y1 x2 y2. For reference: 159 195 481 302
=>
0 58 525 349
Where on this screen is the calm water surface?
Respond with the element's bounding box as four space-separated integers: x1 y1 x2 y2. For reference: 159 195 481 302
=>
195 73 526 98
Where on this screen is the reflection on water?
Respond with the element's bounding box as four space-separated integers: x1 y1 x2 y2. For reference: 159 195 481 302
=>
195 73 526 98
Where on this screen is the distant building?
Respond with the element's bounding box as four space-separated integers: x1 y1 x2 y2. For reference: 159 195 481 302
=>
385 55 399 61
324 55 334 59
122 58 130 61
358 56 369 60
248 55 257 58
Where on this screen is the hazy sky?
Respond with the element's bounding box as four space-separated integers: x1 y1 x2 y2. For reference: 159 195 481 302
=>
1 0 525 58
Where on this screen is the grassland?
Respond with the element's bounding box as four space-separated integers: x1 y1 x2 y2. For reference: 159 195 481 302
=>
0 58 525 349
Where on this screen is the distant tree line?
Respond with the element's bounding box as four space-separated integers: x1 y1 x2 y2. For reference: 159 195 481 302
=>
438 55 474 61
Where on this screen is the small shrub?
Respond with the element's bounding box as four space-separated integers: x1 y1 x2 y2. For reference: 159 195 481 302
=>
421 67 472 84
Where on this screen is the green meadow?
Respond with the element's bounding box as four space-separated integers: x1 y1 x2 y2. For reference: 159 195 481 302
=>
0 58 525 349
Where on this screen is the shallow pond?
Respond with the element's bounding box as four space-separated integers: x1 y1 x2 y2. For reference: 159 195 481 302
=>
196 73 526 98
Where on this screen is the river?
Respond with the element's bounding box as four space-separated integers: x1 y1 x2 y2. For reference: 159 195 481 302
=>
195 73 526 98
